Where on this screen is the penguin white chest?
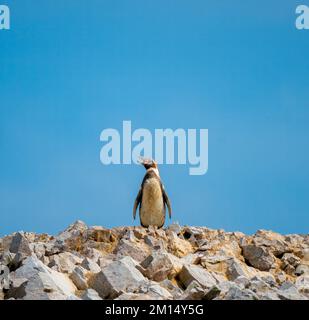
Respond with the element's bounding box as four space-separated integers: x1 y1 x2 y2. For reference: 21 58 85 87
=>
140 177 165 227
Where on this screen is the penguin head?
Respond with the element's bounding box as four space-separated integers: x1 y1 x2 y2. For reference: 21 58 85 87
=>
138 157 159 176
138 157 157 169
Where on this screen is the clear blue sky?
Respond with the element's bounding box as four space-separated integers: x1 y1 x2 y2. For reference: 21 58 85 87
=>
1 0 308 236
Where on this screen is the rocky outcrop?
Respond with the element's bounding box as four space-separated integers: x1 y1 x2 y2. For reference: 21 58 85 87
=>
0 221 308 300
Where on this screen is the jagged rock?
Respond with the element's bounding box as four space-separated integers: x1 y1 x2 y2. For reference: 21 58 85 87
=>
179 280 220 300
178 264 216 289
7 256 76 300
295 276 309 297
252 230 288 256
167 232 194 258
85 226 118 253
0 251 15 268
81 257 101 273
114 239 150 262
115 292 153 300
144 235 165 250
248 278 272 295
0 236 14 253
53 221 88 252
276 271 287 284
295 264 309 276
204 285 221 300
48 252 82 273
9 233 32 257
242 245 275 271
66 295 81 300
168 223 182 235
281 253 301 275
234 276 250 288
89 256 146 299
259 274 277 287
123 229 136 241
0 264 10 290
139 251 180 281
278 282 307 300
132 227 147 240
70 266 88 290
83 248 104 263
223 286 259 300
1 222 308 300
179 281 204 300
227 258 248 280
138 281 173 299
98 256 114 269
199 253 228 273
303 249 309 261
257 290 280 300
44 241 63 256
57 221 88 242
81 289 102 300
159 279 183 299
30 243 46 259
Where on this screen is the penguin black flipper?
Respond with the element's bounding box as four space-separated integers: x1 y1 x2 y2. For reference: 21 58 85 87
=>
133 188 142 220
161 184 172 219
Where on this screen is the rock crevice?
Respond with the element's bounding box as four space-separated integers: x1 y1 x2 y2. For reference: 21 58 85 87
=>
0 221 308 300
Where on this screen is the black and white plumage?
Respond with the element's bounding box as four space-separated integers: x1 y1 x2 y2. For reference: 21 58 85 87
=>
133 158 172 228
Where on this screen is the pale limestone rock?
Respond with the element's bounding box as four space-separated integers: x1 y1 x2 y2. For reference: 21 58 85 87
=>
252 230 288 256
83 247 104 263
81 257 101 273
139 251 179 281
48 252 82 273
159 279 183 299
295 275 309 297
1 222 309 300
114 238 150 262
179 280 220 300
234 276 250 288
278 282 307 300
295 264 309 276
1 235 14 253
242 245 275 271
70 266 88 290
138 281 173 300
8 256 76 300
56 220 88 242
0 264 10 290
0 251 15 267
226 258 248 280
167 223 182 235
167 232 194 258
178 264 217 289
30 242 46 259
115 293 153 300
281 253 301 270
302 249 309 262
9 232 32 257
223 286 259 300
179 280 205 300
89 256 146 299
81 288 102 300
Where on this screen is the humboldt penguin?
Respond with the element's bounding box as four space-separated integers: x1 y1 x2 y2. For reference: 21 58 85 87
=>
133 158 172 228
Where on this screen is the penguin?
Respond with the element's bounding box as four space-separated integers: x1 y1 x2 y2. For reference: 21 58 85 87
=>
133 158 172 228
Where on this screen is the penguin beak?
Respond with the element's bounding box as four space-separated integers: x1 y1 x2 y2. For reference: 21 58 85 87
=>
138 157 151 165
138 157 157 169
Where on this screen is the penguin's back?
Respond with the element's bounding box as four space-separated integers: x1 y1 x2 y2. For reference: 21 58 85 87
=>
140 176 165 227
